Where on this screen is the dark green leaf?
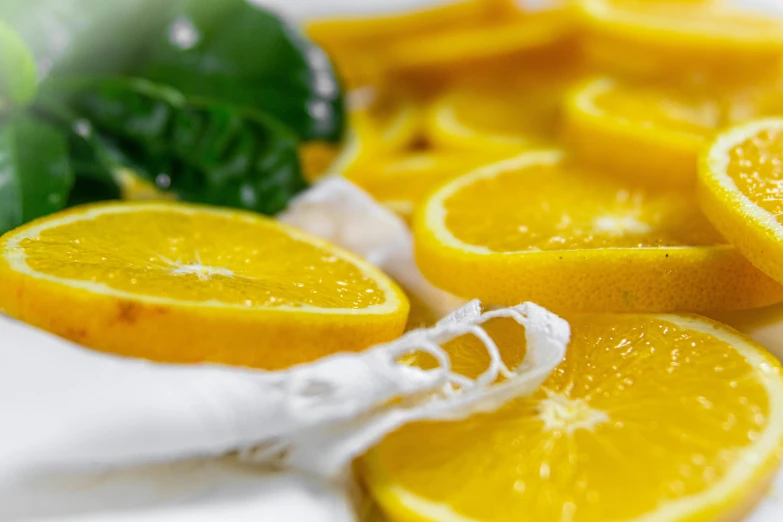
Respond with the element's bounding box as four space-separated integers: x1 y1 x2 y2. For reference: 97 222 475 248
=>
57 77 307 215
0 114 72 234
0 0 171 80
66 129 121 207
0 20 36 107
142 0 345 142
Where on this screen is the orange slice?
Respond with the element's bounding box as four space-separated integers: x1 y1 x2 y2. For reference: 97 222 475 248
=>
0 202 409 370
425 70 574 153
414 150 783 313
382 8 575 72
577 0 783 78
349 152 508 223
700 118 783 288
363 312 783 522
565 77 783 188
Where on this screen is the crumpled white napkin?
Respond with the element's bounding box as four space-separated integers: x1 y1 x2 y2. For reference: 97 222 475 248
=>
0 296 568 521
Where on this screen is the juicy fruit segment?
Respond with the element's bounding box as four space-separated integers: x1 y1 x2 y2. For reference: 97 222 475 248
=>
724 127 783 225
426 71 573 153
700 119 783 287
565 77 783 187
19 208 387 307
415 151 783 312
578 0 783 78
349 153 506 223
0 202 409 369
364 314 783 522
441 157 721 251
383 8 575 72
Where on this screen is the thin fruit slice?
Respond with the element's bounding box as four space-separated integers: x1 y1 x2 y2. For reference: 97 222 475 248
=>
710 303 783 362
0 202 409 370
305 1 488 49
310 91 423 181
578 0 783 78
565 77 783 188
426 70 573 153
383 9 574 72
700 118 783 288
363 313 783 522
349 152 508 223
415 150 783 312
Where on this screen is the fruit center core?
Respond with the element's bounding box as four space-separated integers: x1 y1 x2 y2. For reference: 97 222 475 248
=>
539 392 609 434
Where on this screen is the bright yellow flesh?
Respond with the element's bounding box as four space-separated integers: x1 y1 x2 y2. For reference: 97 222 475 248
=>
0 202 409 369
565 77 783 188
589 81 720 137
699 119 783 289
442 159 722 252
364 314 783 522
416 151 783 312
383 9 574 71
350 153 507 222
579 0 783 78
427 70 575 152
19 207 386 309
725 128 783 225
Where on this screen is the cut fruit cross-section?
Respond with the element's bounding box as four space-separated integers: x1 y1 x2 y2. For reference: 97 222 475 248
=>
0 202 409 370
363 313 783 522
415 150 783 313
565 77 783 188
700 118 783 289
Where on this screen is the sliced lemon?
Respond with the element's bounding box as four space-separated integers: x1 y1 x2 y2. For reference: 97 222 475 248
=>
349 152 508 223
700 118 783 289
565 77 783 188
425 70 573 153
414 150 783 313
382 9 574 72
578 0 783 78
363 313 783 522
0 202 409 370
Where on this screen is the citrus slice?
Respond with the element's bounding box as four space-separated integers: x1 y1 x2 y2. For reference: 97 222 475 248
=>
699 118 783 289
0 202 409 370
415 150 783 312
382 9 574 72
710 303 783 363
577 0 783 78
425 71 573 153
363 313 783 522
565 77 783 188
305 1 488 49
310 91 423 181
349 152 507 223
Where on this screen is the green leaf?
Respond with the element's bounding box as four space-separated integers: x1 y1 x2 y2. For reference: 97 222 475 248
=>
0 0 170 80
0 114 73 234
66 128 122 207
58 77 308 215
0 21 36 106
142 0 345 143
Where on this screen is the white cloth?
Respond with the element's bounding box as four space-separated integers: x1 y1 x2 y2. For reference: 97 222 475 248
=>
0 299 569 521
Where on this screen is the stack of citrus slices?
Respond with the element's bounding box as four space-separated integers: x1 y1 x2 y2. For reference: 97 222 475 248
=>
302 1 783 521
4 1 783 521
